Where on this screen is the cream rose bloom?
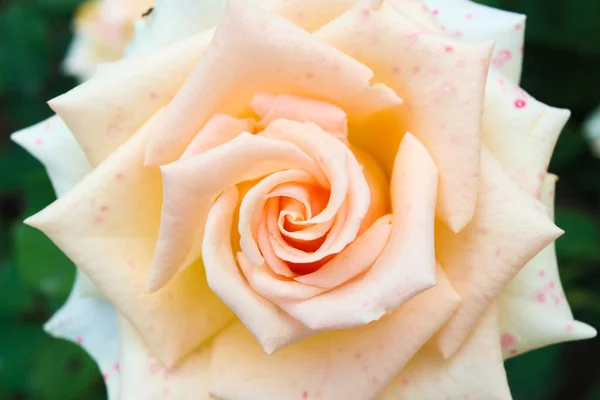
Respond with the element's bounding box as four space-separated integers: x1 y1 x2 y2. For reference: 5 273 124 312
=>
13 0 597 399
63 0 153 80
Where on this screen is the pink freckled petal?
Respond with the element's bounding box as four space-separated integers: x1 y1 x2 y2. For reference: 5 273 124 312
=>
412 66 421 75
149 362 162 375
149 90 158 100
361 8 372 18
94 217 104 225
443 45 454 53
402 378 411 386
392 66 401 74
35 138 43 146
510 349 518 355
115 173 125 181
76 336 83 344
515 99 527 109
465 13 473 19
302 391 309 399
546 281 555 289
566 323 574 333
538 269 545 277
355 352 362 359
515 23 522 30
100 205 109 212
431 9 439 16
113 362 120 373
305 72 314 79
84 146 93 154
103 372 110 381
494 247 502 256
43 122 51 131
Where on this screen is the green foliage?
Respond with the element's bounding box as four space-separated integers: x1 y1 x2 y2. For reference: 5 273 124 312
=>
0 0 599 399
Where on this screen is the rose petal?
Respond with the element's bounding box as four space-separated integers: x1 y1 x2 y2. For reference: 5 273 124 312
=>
425 0 526 83
117 316 213 400
482 69 571 199
147 131 327 291
144 0 401 165
11 115 91 197
278 133 438 330
381 305 512 400
203 188 311 355
127 0 226 56
49 31 212 167
499 174 597 358
181 114 255 158
258 120 371 264
239 169 318 276
209 266 460 400
315 0 493 232
293 215 392 289
433 149 564 358
25 124 234 368
45 276 120 399
251 93 348 140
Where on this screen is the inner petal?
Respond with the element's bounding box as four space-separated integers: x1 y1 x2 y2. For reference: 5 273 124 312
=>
251 93 348 142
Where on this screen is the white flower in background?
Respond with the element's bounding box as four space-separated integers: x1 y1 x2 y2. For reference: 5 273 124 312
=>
584 105 600 157
63 0 153 81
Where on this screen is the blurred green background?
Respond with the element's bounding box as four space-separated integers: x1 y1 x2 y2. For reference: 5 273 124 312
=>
0 0 599 399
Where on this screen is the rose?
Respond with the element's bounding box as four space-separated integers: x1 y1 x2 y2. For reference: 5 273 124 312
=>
13 0 596 398
63 0 153 81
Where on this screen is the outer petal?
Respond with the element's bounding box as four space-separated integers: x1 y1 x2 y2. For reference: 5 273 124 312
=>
12 114 119 397
117 316 213 400
315 0 493 232
277 133 437 331
49 31 212 167
45 277 120 400
434 149 563 357
11 115 91 197
380 306 512 400
209 268 460 400
128 0 226 55
425 0 526 83
143 0 401 165
482 69 571 198
25 125 234 368
499 175 597 358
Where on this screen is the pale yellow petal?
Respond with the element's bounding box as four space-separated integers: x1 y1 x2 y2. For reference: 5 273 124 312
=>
434 149 563 357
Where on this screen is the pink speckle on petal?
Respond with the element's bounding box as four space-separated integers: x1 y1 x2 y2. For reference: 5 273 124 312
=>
431 9 439 16
566 323 574 333
501 333 517 348
113 362 120 373
94 217 104 225
392 66 401 74
305 72 314 79
43 122 52 131
361 8 372 18
149 90 158 100
116 173 125 181
510 349 518 356
103 373 110 381
535 291 547 303
35 138 43 146
539 269 546 277
100 205 109 212
412 66 421 75
465 13 473 19
515 99 527 109
302 391 308 399
546 281 555 289
149 363 162 375
515 23 522 30
76 336 83 345
443 45 454 53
